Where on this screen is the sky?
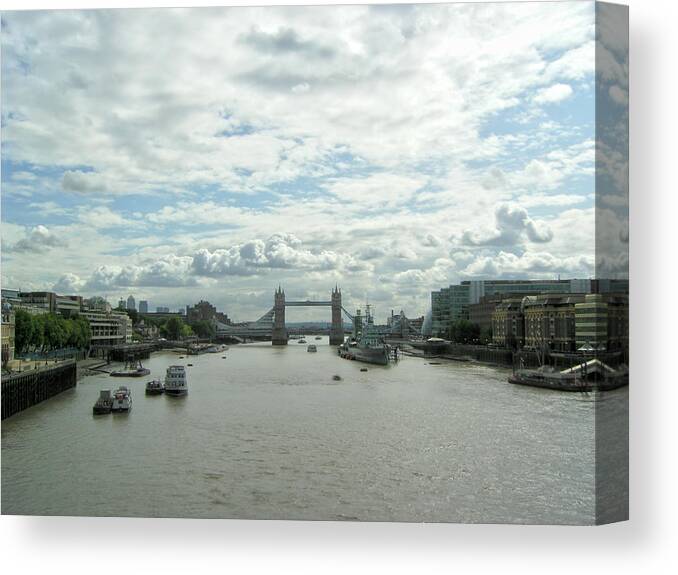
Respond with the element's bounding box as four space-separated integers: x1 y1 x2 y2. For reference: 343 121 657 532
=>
0 2 627 322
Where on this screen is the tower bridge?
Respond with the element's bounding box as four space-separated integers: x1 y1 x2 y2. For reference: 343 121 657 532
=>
214 286 353 344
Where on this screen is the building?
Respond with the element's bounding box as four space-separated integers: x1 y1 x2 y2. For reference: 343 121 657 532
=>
522 294 586 352
431 284 470 336
468 294 505 334
118 298 126 310
1 306 16 366
432 279 596 338
491 292 629 353
575 293 629 351
80 305 132 349
156 306 170 313
186 300 231 325
126 295 136 311
491 298 526 349
138 300 149 314
55 294 83 317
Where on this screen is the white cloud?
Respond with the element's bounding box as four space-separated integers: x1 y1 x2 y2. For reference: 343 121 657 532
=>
7 225 67 253
461 204 553 247
533 83 573 104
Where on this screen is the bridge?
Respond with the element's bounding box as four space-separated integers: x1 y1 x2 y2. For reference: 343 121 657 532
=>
214 286 355 344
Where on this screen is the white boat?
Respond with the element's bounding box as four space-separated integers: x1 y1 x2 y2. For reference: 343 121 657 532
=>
307 344 317 352
111 386 132 412
165 365 188 396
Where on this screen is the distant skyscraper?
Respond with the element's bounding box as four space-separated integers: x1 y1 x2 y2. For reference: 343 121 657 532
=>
118 298 125 310
139 300 148 314
127 295 136 311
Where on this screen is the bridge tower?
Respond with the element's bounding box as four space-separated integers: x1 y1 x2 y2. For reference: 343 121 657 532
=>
272 285 288 345
330 285 344 345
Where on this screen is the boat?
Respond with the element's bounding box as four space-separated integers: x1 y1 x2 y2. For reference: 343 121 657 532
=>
508 360 628 392
92 390 113 415
165 365 188 396
307 344 317 352
338 304 394 366
110 359 151 378
145 379 164 395
298 338 307 344
332 375 342 381
315 336 322 340
111 386 132 412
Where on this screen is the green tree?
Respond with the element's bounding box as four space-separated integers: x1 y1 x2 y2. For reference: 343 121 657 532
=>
14 310 35 354
189 319 215 339
448 320 481 344
127 308 139 326
165 317 189 340
31 314 45 351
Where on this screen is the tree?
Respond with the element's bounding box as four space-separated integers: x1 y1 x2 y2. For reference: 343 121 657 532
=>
165 317 189 340
14 310 34 354
189 319 215 339
448 320 481 344
480 326 493 345
127 309 139 326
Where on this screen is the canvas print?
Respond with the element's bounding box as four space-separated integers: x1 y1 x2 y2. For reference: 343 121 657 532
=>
1 2 628 524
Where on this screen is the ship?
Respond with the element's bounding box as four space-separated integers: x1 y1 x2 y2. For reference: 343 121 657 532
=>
338 304 394 366
110 359 151 378
92 390 113 415
111 386 132 412
164 365 188 396
307 344 317 352
145 379 164 395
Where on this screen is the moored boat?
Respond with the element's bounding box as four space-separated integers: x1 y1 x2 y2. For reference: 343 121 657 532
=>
165 365 188 396
307 344 317 352
508 360 628 392
110 360 151 378
145 379 164 395
338 304 394 366
93 390 113 415
111 386 132 412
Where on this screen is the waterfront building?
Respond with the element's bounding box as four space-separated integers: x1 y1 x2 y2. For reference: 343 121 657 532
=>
138 300 148 314
156 306 170 313
491 298 526 349
1 306 16 366
431 283 470 337
491 292 629 354
522 294 586 352
575 293 629 351
85 296 111 313
79 306 132 349
468 295 505 335
186 300 231 325
126 295 136 311
432 279 596 338
55 294 82 317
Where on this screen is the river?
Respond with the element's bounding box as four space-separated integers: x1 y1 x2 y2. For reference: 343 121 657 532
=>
1 338 628 524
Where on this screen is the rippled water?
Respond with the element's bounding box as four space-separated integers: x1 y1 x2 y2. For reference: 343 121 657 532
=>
1 338 627 524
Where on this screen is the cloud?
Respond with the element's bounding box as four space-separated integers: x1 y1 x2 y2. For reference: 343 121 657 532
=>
461 251 593 278
534 83 573 104
62 170 109 194
83 256 198 289
8 225 67 253
53 273 84 293
240 26 335 59
461 204 553 247
192 233 369 277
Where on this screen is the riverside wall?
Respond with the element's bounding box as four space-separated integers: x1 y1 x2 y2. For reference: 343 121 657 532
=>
1 360 77 420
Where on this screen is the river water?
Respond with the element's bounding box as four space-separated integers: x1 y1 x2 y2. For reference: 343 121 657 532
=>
1 338 627 524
